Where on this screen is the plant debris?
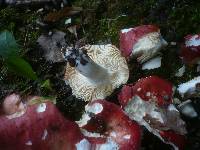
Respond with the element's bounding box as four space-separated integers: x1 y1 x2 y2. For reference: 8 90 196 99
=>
44 6 82 23
37 31 66 62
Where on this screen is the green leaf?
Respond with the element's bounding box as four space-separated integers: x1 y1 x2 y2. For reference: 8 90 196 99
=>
6 56 37 80
0 30 18 58
40 79 52 90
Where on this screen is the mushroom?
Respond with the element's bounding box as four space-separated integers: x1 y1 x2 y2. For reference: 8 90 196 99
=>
2 93 25 116
159 130 187 150
77 99 142 150
0 94 85 150
141 56 162 70
120 25 167 63
63 44 129 101
177 76 200 98
178 99 199 119
177 77 200 119
118 76 187 150
1 94 142 150
180 34 200 65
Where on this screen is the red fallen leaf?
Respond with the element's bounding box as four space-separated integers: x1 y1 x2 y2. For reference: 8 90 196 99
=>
77 99 142 150
180 34 200 65
0 94 84 150
44 6 82 22
118 76 173 107
118 76 187 150
120 25 167 63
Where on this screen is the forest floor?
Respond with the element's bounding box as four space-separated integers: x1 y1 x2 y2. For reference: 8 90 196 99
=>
0 0 200 149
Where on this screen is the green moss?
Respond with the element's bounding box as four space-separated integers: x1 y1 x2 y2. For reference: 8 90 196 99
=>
0 7 41 47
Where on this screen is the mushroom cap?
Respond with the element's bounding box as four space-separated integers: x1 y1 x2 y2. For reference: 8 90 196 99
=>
120 25 167 63
180 34 200 64
2 93 25 115
118 76 187 149
120 25 159 57
118 76 173 107
0 95 85 150
159 130 187 150
64 44 129 101
177 76 200 97
77 99 142 150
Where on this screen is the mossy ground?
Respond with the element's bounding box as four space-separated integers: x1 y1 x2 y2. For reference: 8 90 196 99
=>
74 0 200 91
0 0 200 149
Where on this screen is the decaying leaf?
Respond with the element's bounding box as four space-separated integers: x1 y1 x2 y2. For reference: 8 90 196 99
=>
44 6 82 22
37 31 67 62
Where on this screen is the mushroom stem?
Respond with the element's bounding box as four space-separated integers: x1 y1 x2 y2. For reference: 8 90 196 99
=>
64 47 109 83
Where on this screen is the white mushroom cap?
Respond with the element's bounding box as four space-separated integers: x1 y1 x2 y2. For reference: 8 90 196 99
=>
64 44 129 101
177 76 200 97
